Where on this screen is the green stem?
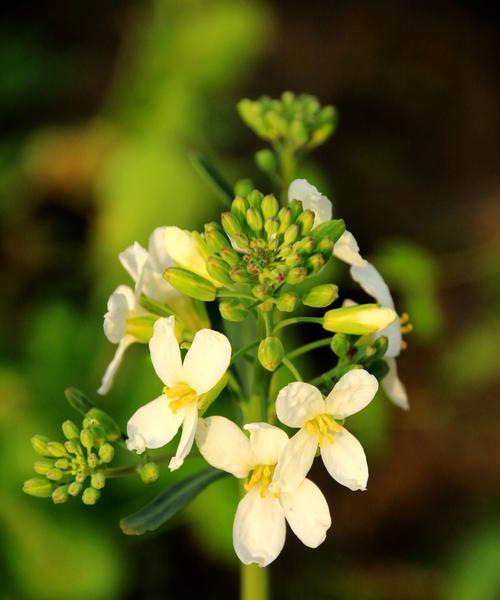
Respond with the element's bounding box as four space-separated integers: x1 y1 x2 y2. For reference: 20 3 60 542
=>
279 146 296 205
286 337 332 359
282 357 303 382
273 316 323 334
240 562 269 600
231 340 260 365
309 365 342 387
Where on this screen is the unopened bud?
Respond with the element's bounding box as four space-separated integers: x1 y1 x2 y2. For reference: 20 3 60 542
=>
311 218 345 243
82 487 100 505
33 459 54 475
286 267 307 285
84 408 122 442
232 233 250 251
261 194 279 219
55 458 70 470
315 236 334 259
139 462 160 484
330 333 351 357
264 217 280 238
247 189 263 209
296 209 315 235
302 284 339 308
221 212 242 238
258 337 284 372
62 420 80 440
91 472 106 490
98 443 114 463
87 453 98 469
229 266 252 283
65 439 81 455
252 284 270 301
80 428 94 452
219 246 239 266
276 292 297 312
52 485 69 504
205 223 230 254
306 253 326 274
323 304 398 334
258 299 274 313
23 478 54 498
68 481 83 496
283 224 299 245
47 441 68 458
246 207 263 232
295 236 315 255
231 195 248 221
371 336 389 360
31 435 51 457
288 199 303 220
165 268 217 302
278 207 292 233
255 149 277 174
219 301 248 322
47 468 64 482
206 256 233 286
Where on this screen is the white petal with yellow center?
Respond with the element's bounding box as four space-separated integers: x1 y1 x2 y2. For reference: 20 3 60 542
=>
320 426 368 491
271 428 318 494
276 382 325 428
169 403 198 471
325 369 378 419
182 328 231 395
245 423 288 466
149 316 183 387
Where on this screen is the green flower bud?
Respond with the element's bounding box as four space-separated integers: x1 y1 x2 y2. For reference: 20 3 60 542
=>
231 195 248 221
286 267 307 285
278 207 292 233
219 246 240 266
258 299 274 313
62 420 80 440
91 472 106 490
165 268 217 302
98 443 114 464
323 304 398 335
65 439 81 455
219 301 248 322
252 284 270 301
55 458 71 470
261 194 279 219
258 337 284 372
23 478 54 498
84 408 122 442
75 472 87 484
246 207 263 232
206 256 233 286
264 217 280 238
302 284 339 308
306 253 326 274
33 459 54 475
247 189 263 209
315 236 334 259
47 441 68 458
82 487 100 505
283 224 299 245
229 266 252 283
68 481 83 496
205 223 230 254
80 428 94 452
232 233 250 251
87 453 98 469
296 209 315 235
290 119 309 146
52 485 69 504
330 333 351 357
288 199 303 220
285 252 304 268
311 219 345 243
138 462 160 484
221 212 242 239
255 149 277 174
371 336 389 361
47 468 64 482
31 435 51 457
294 236 315 255
276 292 298 312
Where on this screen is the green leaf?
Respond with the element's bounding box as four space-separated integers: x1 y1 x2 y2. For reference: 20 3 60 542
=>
120 468 228 535
64 387 94 415
190 152 233 207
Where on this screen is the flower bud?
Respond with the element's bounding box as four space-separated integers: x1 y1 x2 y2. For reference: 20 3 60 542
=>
278 207 292 233
80 428 94 452
306 254 326 274
231 195 248 221
75 472 87 484
91 472 106 490
288 199 303 220
264 217 280 238
47 441 68 458
47 468 64 482
84 408 122 442
31 434 51 457
219 301 248 322
247 190 263 209
252 284 270 301
62 420 80 440
68 481 83 497
311 218 345 243
99 443 114 464
52 485 69 504
55 458 70 470
286 267 307 285
290 119 309 145
65 439 81 455
246 207 263 232
82 487 100 505
221 212 242 238
229 266 252 283
258 337 284 372
276 292 297 312
323 303 398 334
23 478 54 498
206 257 233 286
165 268 217 302
87 453 98 469
302 284 339 308
295 236 315 255
33 459 54 475
258 299 274 313
261 194 279 219
296 209 315 235
138 462 160 484
285 252 304 268
330 333 350 357
205 223 230 254
315 236 334 259
283 224 299 245
255 149 277 174
371 336 389 360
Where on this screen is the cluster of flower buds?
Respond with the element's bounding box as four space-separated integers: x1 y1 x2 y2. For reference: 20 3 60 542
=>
238 92 337 154
165 189 345 322
23 408 121 505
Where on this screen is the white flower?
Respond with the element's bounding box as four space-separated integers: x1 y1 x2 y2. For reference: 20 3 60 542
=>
288 178 366 267
126 317 231 471
273 370 378 493
350 262 409 409
196 417 331 567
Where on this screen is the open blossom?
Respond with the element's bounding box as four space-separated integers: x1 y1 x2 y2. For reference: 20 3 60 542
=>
288 178 366 267
196 417 331 567
126 316 231 471
273 370 378 494
350 262 409 409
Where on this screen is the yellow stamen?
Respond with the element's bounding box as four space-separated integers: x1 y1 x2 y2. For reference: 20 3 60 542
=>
305 413 342 447
244 464 277 498
163 383 197 413
399 312 412 349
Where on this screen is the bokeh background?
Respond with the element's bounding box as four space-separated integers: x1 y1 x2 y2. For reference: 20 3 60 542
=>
1 1 500 598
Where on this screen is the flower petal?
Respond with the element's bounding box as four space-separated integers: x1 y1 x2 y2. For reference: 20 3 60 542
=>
378 319 403 358
276 382 325 428
119 242 149 286
280 478 331 548
288 178 332 225
182 329 231 395
382 357 409 410
350 261 395 308
126 395 184 453
325 369 378 419
233 487 286 567
98 335 136 395
244 423 289 466
149 316 183 386
196 416 253 478
163 226 211 280
333 230 366 267
272 428 318 494
169 403 198 471
288 178 318 202
103 285 135 343
148 226 175 272
320 427 368 490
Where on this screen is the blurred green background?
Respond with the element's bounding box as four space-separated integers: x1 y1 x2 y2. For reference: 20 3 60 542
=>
1 1 500 598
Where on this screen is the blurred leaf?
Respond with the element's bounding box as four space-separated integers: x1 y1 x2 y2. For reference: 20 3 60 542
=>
120 468 227 535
